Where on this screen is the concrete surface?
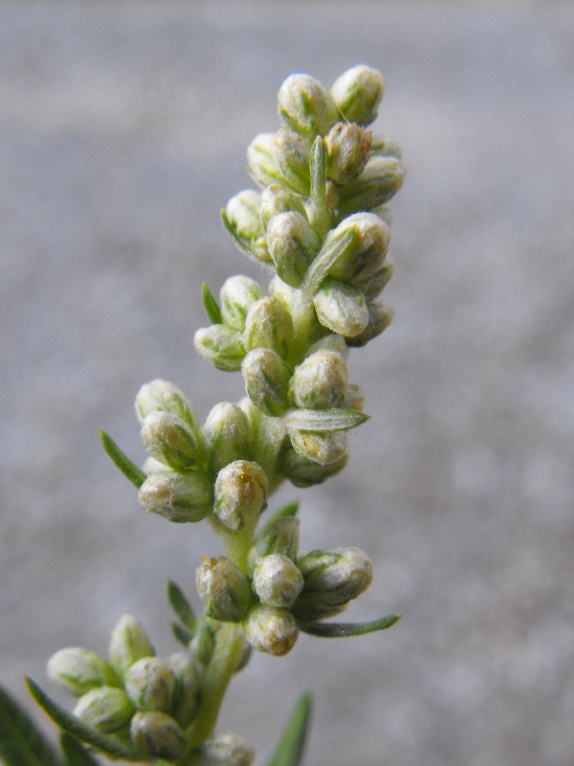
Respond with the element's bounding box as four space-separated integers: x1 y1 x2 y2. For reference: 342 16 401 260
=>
1 2 574 765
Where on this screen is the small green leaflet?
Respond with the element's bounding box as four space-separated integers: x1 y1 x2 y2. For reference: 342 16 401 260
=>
99 430 146 489
300 613 402 638
267 692 312 766
286 408 369 433
0 683 63 766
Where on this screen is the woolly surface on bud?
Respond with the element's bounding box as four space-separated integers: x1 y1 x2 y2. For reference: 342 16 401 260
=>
135 379 195 428
141 411 201 472
73 686 134 734
247 516 300 571
241 348 292 417
130 710 185 761
109 615 154 679
202 401 250 474
267 211 321 288
247 132 283 188
260 184 306 230
166 652 201 727
253 553 304 608
194 325 246 372
273 129 311 195
307 332 349 359
225 190 264 243
325 212 390 283
214 460 268 531
338 155 405 216
244 605 299 657
298 547 373 605
325 122 371 186
330 65 384 126
341 383 365 412
244 296 294 360
47 648 120 697
289 350 348 409
196 555 253 622
356 261 393 302
278 446 348 488
220 275 264 332
125 657 177 713
200 732 255 766
346 301 394 348
138 471 213 523
290 429 348 467
278 73 339 138
313 278 369 338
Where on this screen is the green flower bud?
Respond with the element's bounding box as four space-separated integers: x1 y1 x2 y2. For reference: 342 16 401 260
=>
138 470 213 523
330 65 384 126
47 648 120 697
243 605 299 657
201 402 250 474
313 278 369 338
272 129 311 195
244 297 294 360
267 211 321 288
196 555 254 622
341 383 365 411
214 460 268 531
225 190 270 263
356 261 393 302
337 156 405 217
289 595 346 623
166 652 201 727
247 133 283 188
125 657 177 713
346 301 394 348
130 710 185 761
307 333 349 358
247 517 300 571
141 411 202 472
241 348 291 417
289 350 347 409
220 275 265 332
135 379 196 429
192 732 255 766
324 122 371 185
109 615 154 679
298 547 373 608
190 620 217 668
194 325 246 372
370 135 402 159
278 445 348 488
290 429 348 466
269 276 323 349
73 686 134 734
260 184 306 230
233 638 252 674
278 74 339 138
253 554 304 608
321 212 391 283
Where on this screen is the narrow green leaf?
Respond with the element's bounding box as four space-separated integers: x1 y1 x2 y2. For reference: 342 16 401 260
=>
60 733 99 766
99 430 146 489
285 408 369 433
167 580 197 633
0 683 63 766
171 622 193 648
302 229 355 295
267 692 312 766
221 209 257 260
300 613 402 638
201 282 222 325
25 679 142 762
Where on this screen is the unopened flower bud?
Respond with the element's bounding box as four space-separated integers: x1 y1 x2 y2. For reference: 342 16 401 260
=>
272 129 311 195
269 276 322 345
356 261 393 302
220 276 264 332
109 615 154 679
224 190 270 263
267 211 321 288
341 383 365 411
196 556 253 622
313 278 369 338
194 732 255 766
325 122 371 185
202 402 250 474
260 184 306 230
321 212 391 283
138 470 213 523
214 460 268 531
130 710 185 761
338 156 405 217
243 605 299 657
166 652 201 727
278 446 348 488
253 554 304 608
290 429 348 466
307 333 349 358
125 657 177 713
194 325 246 372
330 65 384 126
73 687 134 734
47 648 120 697
135 379 196 429
297 547 373 609
241 348 291 417
141 411 202 472
370 135 402 159
289 350 347 409
247 133 284 188
244 297 294 360
247 517 300 571
278 74 339 138
346 301 394 348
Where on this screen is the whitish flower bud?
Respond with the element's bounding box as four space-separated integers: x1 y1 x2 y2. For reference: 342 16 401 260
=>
290 429 348 466
47 648 120 697
135 379 195 428
278 74 339 138
141 411 202 472
241 348 291 417
321 212 391 283
341 383 365 411
194 325 246 372
244 297 294 360
130 710 185 761
356 261 393 302
298 547 373 608
225 190 270 263
166 652 201 727
330 65 384 126
247 133 283 188
253 554 304 608
278 446 348 488
214 460 268 531
125 657 177 713
313 278 369 338
338 156 405 217
202 402 250 474
269 276 323 347
109 615 154 679
272 129 311 195
346 301 394 347
247 517 300 571
370 135 402 159
138 470 213 523
260 184 306 230
325 122 371 185
193 732 255 766
220 275 265 332
142 456 172 474
267 211 320 288
243 605 299 656
196 556 253 622
73 687 134 734
289 350 347 409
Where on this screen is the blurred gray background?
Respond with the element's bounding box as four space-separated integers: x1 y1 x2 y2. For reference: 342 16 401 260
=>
2 2 574 765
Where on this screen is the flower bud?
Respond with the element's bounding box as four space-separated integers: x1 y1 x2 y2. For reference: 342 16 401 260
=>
220 275 264 332
267 211 320 288
325 122 371 185
135 379 196 429
201 402 250 475
321 212 391 283
337 156 405 217
370 135 402 159
290 429 348 466
73 686 134 734
253 554 304 608
356 261 393 302
194 325 246 372
330 65 384 126
313 278 369 338
289 351 347 409
125 657 177 713
193 732 255 766
244 297 294 360
47 648 120 697
138 470 213 523
247 133 284 188
109 615 154 679
260 184 306 230
269 276 323 346
241 348 291 417
196 556 253 622
130 710 185 761
214 460 268 531
278 446 348 488
278 74 339 138
297 547 373 608
346 301 394 348
341 383 365 412
272 129 311 195
141 411 202 472
233 637 252 674
243 605 299 657
247 517 300 571
307 333 348 358
166 652 201 727
224 190 270 263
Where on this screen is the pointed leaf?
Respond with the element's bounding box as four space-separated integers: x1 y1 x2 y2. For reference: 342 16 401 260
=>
201 282 222 325
25 679 142 762
171 622 193 648
221 209 258 261
300 613 402 638
60 733 99 766
267 692 312 766
303 228 355 295
285 408 369 433
99 431 146 489
167 580 197 633
0 683 63 766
